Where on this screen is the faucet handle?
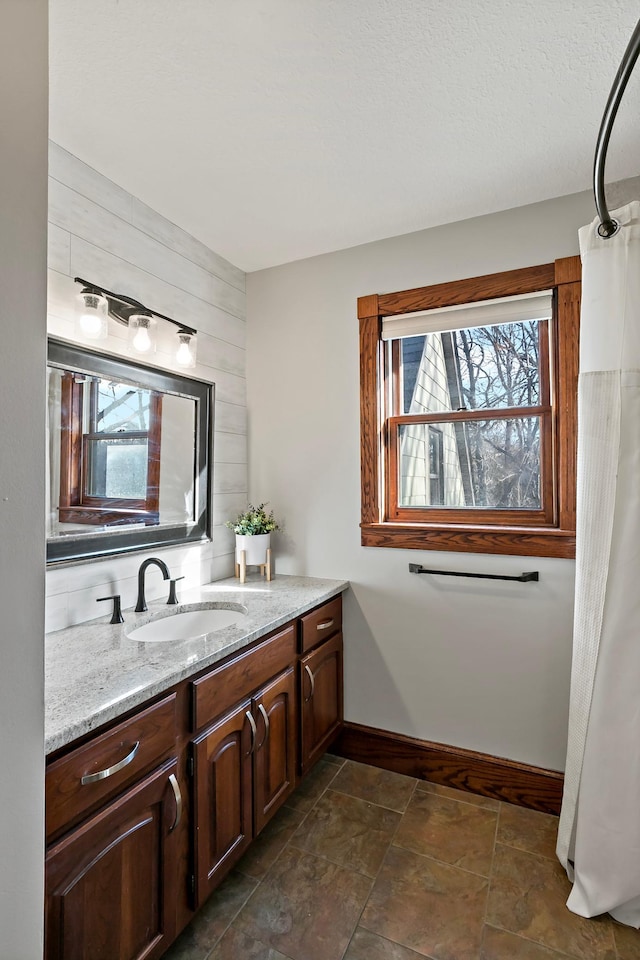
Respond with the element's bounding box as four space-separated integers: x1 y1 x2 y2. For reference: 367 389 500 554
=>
167 577 185 605
97 595 124 624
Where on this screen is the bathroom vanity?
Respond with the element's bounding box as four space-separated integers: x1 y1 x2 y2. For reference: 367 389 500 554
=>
44 575 347 960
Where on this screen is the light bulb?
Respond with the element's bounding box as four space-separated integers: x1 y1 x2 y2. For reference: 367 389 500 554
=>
176 340 192 365
75 291 108 340
175 332 196 368
128 314 156 355
80 311 105 337
133 326 151 352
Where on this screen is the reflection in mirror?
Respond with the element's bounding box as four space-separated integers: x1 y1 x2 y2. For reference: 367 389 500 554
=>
47 339 213 563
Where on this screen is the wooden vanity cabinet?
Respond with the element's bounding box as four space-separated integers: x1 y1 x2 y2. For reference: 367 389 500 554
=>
300 631 344 774
45 759 180 960
46 693 177 842
192 698 254 900
253 665 296 833
45 593 344 959
191 634 297 904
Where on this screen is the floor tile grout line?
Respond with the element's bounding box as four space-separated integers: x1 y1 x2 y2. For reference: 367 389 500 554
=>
415 780 501 812
350 928 439 960
286 836 386 883
492 837 571 872
482 799 503 932
199 874 262 960
290 770 384 953
478 921 489 959
328 781 418 814
245 796 316 878
206 928 299 960
329 758 419 813
324 781 420 960
484 919 604 960
391 784 500 879
338 777 421 960
228 758 360 956
302 757 344 807
497 843 560 862
226 794 318 937
356 920 440 960
387 838 495 882
370 783 495 959
312 783 417 827
234 803 310 882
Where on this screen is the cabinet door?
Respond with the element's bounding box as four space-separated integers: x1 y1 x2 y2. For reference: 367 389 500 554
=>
253 667 297 833
300 632 344 774
45 759 180 960
192 699 253 904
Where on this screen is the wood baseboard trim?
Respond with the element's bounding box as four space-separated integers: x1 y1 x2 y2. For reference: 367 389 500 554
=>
334 722 564 815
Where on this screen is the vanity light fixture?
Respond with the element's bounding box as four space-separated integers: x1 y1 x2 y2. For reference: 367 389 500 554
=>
73 277 197 364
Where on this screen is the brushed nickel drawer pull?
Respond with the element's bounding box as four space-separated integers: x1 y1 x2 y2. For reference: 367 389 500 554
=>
317 619 334 631
81 741 140 785
168 773 182 832
304 664 315 702
257 703 270 750
246 710 257 756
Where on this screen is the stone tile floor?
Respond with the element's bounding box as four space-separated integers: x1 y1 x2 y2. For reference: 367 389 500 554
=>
164 755 640 960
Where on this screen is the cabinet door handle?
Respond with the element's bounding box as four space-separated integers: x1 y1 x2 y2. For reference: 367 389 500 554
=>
257 703 270 750
317 619 334 631
304 664 315 703
246 710 257 756
168 773 182 832
81 741 140 784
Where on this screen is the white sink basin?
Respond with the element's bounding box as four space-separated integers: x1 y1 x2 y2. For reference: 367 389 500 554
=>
127 606 246 643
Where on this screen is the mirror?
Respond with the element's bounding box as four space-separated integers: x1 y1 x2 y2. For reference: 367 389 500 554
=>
47 339 213 563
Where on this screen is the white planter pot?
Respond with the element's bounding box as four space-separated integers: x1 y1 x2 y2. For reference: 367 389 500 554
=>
235 533 270 566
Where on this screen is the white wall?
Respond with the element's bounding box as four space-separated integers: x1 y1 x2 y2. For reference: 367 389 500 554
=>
247 177 640 772
46 144 248 631
0 0 47 955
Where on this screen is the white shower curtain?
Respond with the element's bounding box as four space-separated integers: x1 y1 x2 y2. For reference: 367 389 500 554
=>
558 200 640 926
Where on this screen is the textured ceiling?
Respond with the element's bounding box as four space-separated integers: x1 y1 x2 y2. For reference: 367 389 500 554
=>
49 1 640 271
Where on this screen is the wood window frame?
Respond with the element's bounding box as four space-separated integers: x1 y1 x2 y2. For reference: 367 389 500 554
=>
58 373 162 526
358 257 580 558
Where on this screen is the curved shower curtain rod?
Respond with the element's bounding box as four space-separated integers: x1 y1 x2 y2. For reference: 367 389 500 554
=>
594 17 640 237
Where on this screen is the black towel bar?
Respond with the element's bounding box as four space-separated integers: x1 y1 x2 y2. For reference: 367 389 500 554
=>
408 563 539 583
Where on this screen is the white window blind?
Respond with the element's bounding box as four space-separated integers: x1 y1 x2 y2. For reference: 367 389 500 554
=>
381 291 553 341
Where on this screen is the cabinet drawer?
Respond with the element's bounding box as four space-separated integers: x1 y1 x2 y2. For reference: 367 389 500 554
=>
300 595 342 653
46 693 177 841
192 624 296 732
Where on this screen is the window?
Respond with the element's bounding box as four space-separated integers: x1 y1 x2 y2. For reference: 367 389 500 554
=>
358 259 580 558
58 373 162 525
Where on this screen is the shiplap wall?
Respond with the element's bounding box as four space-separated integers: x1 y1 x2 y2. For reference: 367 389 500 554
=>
46 142 247 632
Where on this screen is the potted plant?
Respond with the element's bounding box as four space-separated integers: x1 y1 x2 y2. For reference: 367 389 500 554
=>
226 502 280 574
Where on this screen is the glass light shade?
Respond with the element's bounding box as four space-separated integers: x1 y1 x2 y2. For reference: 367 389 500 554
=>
128 314 157 355
75 291 108 340
175 331 197 368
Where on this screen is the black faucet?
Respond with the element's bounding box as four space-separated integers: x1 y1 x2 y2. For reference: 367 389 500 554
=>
135 557 171 612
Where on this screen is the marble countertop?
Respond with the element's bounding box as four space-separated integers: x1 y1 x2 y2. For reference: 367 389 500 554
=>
45 574 348 755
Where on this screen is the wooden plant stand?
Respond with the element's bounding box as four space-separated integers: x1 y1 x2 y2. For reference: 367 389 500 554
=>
235 547 272 584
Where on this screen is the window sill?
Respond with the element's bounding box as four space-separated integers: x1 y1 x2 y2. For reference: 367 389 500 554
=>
360 522 576 559
58 506 159 526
